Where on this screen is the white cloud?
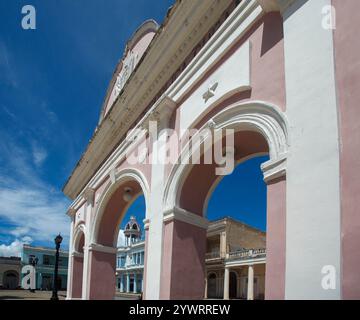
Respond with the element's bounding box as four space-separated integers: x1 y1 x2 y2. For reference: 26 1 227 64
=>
32 143 47 167
0 135 71 250
9 226 30 237
117 229 125 247
0 238 32 257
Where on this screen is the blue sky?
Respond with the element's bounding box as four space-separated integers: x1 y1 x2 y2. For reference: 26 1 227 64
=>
0 0 266 256
119 156 268 246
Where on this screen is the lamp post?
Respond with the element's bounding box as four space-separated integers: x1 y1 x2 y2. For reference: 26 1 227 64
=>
50 234 63 300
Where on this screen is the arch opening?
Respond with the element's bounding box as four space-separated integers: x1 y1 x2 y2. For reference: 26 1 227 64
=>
87 171 148 300
161 101 288 300
3 270 19 290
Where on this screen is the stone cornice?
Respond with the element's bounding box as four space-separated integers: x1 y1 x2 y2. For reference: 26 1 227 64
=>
63 0 234 200
88 243 117 254
163 206 209 230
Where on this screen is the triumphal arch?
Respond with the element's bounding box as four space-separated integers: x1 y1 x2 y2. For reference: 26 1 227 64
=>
63 0 360 299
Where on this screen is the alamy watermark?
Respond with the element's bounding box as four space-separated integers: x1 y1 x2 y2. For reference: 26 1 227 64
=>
321 265 336 290
125 121 235 176
322 5 336 30
21 5 36 30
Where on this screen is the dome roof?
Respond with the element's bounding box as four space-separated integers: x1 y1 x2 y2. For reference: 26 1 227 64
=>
124 216 142 239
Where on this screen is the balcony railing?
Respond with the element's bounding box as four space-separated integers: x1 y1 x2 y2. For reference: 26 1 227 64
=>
228 248 266 261
205 251 221 260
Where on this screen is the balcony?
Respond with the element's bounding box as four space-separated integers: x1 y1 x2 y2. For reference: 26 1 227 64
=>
205 251 222 260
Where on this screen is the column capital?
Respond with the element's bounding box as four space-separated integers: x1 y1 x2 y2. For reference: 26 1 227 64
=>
257 0 296 14
71 251 84 258
261 154 287 184
88 243 117 254
163 206 209 230
67 208 77 220
143 218 150 231
147 95 177 131
83 188 95 206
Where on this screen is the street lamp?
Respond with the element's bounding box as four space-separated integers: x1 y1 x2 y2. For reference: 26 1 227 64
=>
50 233 63 300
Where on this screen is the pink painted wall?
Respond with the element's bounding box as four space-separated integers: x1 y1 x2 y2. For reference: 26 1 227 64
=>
265 177 286 300
71 256 83 299
97 179 143 246
332 0 360 300
179 131 269 216
160 220 207 299
88 250 116 300
165 12 286 182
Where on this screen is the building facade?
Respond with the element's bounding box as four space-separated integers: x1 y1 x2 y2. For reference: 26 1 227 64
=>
0 257 22 289
116 216 145 296
22 245 69 290
64 0 360 300
205 218 266 300
115 216 266 300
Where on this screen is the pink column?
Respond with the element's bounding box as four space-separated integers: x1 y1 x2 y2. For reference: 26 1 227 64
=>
160 219 207 299
88 250 116 300
265 177 286 300
71 255 84 299
332 0 360 300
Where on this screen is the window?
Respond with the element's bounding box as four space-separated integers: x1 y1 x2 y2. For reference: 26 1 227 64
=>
43 255 50 265
28 255 36 265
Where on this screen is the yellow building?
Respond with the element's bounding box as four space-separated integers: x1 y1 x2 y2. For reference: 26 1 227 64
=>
205 217 266 300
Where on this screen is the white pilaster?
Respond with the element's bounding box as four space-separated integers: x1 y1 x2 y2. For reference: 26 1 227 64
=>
282 0 341 299
133 273 137 293
126 273 130 293
81 188 95 300
144 96 177 299
247 265 254 300
65 211 75 300
223 267 230 300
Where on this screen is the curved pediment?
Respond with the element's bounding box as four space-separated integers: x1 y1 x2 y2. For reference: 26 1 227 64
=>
99 19 159 123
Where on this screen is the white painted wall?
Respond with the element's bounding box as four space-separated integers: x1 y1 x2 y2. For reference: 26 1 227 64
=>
144 131 168 299
179 41 251 134
283 0 341 299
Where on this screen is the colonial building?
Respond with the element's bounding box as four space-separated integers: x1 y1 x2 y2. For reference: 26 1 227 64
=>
64 0 360 300
0 257 21 289
205 217 266 300
115 216 266 300
116 216 145 296
22 245 69 290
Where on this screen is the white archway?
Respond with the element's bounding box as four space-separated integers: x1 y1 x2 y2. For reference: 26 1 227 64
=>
90 168 150 247
163 100 289 212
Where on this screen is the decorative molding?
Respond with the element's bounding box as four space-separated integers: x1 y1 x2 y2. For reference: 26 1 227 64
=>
83 188 95 206
168 0 260 102
143 218 150 231
147 95 177 131
90 168 150 246
203 82 219 103
261 154 287 183
67 208 77 218
88 243 117 254
71 251 84 258
163 101 289 210
63 0 235 200
163 206 209 230
109 167 116 184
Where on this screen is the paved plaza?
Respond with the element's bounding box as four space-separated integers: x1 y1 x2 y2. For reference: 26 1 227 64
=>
0 290 67 300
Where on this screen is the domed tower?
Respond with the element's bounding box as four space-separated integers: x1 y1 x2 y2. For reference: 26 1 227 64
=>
124 216 142 246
